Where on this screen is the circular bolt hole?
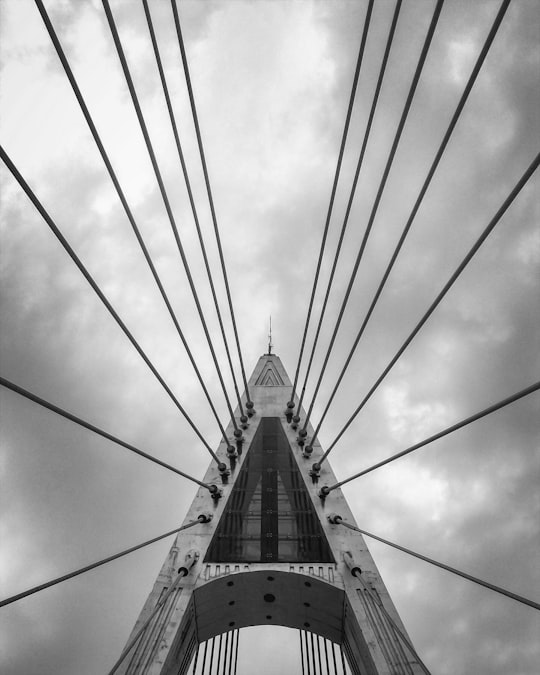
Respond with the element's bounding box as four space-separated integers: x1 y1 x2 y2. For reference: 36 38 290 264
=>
304 622 310 628
264 593 276 603
228 600 235 606
304 581 311 588
266 615 272 620
229 621 235 627
304 602 310 607
267 576 274 581
227 581 234 587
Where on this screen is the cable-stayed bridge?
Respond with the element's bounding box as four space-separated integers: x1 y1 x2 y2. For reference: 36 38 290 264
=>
0 1 538 673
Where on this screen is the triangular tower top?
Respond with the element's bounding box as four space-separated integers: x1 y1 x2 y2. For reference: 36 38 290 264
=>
252 354 289 387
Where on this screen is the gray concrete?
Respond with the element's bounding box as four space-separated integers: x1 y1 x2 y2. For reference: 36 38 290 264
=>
115 355 423 675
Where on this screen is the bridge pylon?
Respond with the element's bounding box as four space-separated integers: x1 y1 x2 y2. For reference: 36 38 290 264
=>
115 354 423 674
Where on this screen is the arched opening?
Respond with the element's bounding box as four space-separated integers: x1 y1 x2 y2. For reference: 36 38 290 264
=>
189 625 352 674
163 571 373 674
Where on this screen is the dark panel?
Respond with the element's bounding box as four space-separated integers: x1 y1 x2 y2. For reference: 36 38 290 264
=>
205 418 334 563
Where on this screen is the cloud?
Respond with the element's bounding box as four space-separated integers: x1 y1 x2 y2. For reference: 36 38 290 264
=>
1 1 538 674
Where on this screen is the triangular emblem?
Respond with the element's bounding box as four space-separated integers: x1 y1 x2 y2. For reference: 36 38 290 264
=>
254 360 284 386
205 417 334 563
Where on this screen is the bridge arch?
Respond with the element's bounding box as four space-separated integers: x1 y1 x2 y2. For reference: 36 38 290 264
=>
194 570 345 643
160 569 390 675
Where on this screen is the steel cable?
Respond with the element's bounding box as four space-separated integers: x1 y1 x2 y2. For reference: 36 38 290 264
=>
109 564 189 674
35 0 228 442
301 0 445 431
226 630 234 675
0 518 203 609
233 629 240 675
332 518 540 611
170 0 252 408
141 0 245 418
201 639 209 674
191 642 200 675
308 0 512 448
101 0 239 431
216 634 224 674
322 635 330 675
320 382 539 484
316 633 323 674
300 630 306 675
33 0 231 448
349 569 430 674
288 0 374 409
319 150 539 462
296 0 401 417
0 377 216 490
331 641 338 674
208 636 216 674
0 146 221 464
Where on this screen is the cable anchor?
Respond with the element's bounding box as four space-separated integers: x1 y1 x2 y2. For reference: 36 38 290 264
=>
218 462 230 484
302 444 314 459
343 550 362 578
297 429 308 446
208 484 223 501
246 400 256 417
177 548 200 576
233 428 245 454
319 485 331 502
285 401 295 423
226 445 238 471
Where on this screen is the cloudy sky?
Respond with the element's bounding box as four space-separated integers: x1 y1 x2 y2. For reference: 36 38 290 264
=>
1 0 539 673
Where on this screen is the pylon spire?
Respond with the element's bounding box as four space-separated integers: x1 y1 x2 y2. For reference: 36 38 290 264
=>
267 316 273 355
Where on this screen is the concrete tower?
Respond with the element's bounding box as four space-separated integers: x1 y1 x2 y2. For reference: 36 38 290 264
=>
115 354 423 674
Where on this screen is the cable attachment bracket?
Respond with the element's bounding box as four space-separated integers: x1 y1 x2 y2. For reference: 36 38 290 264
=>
208 484 223 502
318 485 331 502
309 461 321 484
285 400 295 423
246 400 256 418
218 462 230 484
309 462 321 485
226 444 238 471
302 444 314 459
327 513 342 525
297 429 308 446
233 428 245 454
240 414 249 430
291 414 300 430
197 513 213 524
177 548 200 576
343 550 362 578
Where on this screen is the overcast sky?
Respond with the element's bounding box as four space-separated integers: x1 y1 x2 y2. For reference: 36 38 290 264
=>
1 0 539 673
